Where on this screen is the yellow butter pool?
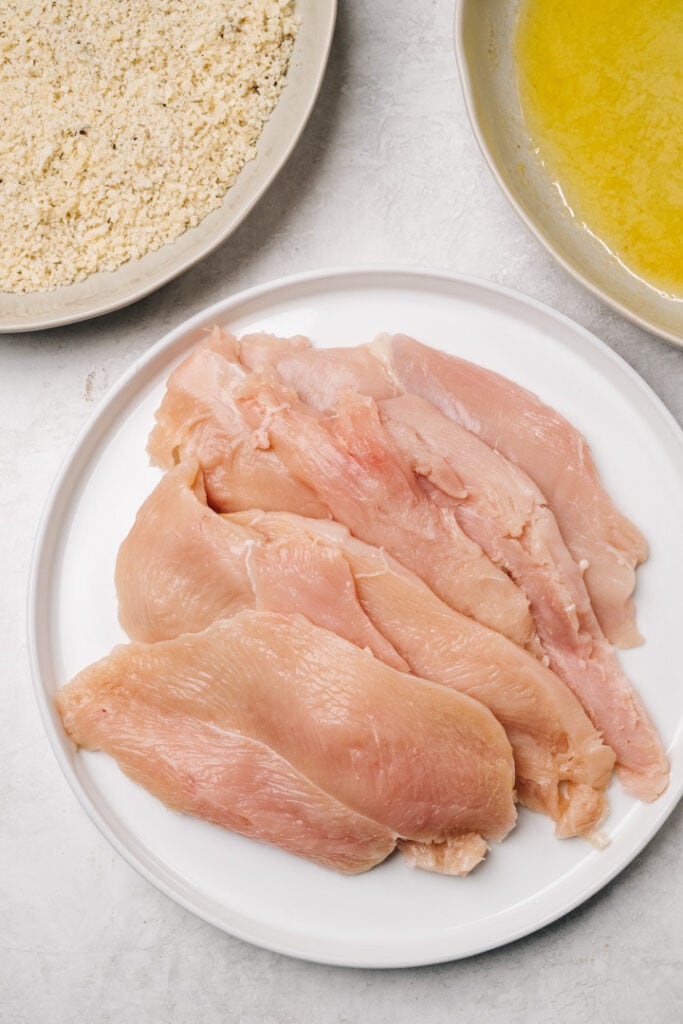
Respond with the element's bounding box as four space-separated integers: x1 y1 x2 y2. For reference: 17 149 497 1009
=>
516 0 683 296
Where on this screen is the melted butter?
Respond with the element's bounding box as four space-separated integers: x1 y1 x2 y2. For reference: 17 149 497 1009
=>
516 0 683 296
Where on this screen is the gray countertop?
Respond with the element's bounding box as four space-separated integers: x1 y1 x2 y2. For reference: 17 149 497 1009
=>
2 3 681 1021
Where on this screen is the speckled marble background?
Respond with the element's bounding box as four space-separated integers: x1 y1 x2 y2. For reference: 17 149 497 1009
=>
2 3 682 1022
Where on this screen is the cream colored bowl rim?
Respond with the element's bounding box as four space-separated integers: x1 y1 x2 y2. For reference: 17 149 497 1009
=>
0 0 337 333
453 0 683 351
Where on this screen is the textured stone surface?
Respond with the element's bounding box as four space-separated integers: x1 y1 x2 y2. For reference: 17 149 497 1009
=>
1 2 681 1021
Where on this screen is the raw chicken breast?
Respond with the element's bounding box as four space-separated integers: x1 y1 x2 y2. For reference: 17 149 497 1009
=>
379 333 648 649
147 331 327 519
76 706 397 874
238 511 616 836
116 463 614 836
398 835 489 876
377 394 669 802
234 374 535 648
116 462 259 642
116 460 407 670
238 331 399 410
57 611 517 873
228 328 646 648
224 331 665 799
148 335 534 647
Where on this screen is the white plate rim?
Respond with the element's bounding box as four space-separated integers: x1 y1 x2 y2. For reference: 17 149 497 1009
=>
0 0 337 334
453 0 683 351
27 265 683 968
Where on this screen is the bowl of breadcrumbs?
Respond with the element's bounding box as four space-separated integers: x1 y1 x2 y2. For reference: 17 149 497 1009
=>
0 0 336 331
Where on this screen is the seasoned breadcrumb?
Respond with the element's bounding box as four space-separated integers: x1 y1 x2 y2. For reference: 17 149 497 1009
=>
0 1 299 292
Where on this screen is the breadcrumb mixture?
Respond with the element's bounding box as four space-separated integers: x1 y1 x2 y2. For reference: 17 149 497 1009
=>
0 1 299 292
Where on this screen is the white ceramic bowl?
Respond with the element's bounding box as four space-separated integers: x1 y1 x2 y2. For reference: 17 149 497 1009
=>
454 0 683 349
0 0 336 333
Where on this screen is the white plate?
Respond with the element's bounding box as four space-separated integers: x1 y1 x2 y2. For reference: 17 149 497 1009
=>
29 267 683 967
0 1 336 333
454 1 683 348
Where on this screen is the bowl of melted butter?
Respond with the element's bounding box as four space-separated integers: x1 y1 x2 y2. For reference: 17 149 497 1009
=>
455 0 683 347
